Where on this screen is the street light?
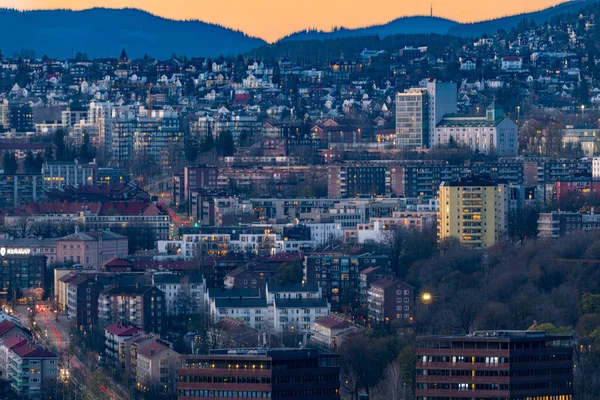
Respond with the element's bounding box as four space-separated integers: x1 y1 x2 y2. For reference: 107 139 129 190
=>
421 292 432 304
582 104 586 122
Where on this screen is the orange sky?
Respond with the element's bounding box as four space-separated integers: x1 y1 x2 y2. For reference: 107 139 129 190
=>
5 0 566 42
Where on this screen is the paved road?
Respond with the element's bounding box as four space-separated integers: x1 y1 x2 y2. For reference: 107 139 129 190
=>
14 305 124 400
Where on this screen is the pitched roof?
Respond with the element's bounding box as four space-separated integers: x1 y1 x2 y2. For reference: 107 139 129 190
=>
314 315 351 330
56 232 97 242
103 258 133 268
104 322 141 337
137 340 170 358
370 278 398 289
0 320 17 336
12 343 58 358
2 335 28 349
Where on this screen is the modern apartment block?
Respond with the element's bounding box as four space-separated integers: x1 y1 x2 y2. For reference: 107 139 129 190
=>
41 161 96 189
177 348 340 400
415 331 573 400
438 176 509 248
327 165 388 198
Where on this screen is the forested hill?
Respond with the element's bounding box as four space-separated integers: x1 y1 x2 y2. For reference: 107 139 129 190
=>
0 8 266 59
281 0 596 42
246 34 466 67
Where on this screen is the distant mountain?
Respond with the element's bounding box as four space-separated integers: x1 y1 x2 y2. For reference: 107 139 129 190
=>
0 8 266 59
281 0 595 42
281 16 459 42
449 0 593 37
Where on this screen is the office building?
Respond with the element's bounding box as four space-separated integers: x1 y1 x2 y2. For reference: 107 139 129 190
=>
177 348 340 400
415 331 573 400
438 176 509 248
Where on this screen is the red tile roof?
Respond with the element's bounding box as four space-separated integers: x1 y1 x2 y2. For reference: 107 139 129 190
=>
0 320 17 336
315 315 351 330
12 343 57 358
370 278 398 289
137 340 168 358
2 335 28 349
104 323 141 337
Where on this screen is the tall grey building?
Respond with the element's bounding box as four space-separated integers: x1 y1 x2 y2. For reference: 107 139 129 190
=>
395 80 457 149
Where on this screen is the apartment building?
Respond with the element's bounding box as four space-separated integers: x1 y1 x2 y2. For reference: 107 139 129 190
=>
304 253 390 311
41 161 96 189
367 278 414 323
99 285 166 334
438 176 509 248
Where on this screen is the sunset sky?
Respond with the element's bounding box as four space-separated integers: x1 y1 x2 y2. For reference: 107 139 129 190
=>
2 0 567 42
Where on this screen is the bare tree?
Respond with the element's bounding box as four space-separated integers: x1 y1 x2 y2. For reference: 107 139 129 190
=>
10 216 30 238
373 361 406 400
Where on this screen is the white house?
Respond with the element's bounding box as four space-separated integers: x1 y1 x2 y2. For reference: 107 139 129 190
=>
501 56 522 71
460 58 477 71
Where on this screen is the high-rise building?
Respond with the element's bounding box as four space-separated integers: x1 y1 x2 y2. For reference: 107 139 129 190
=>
395 80 457 149
396 89 429 149
416 331 573 400
178 348 341 400
438 176 509 248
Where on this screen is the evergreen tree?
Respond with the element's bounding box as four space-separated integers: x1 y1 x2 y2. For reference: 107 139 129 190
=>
34 153 44 172
24 151 36 173
216 131 234 157
202 125 215 152
3 152 17 174
53 130 66 161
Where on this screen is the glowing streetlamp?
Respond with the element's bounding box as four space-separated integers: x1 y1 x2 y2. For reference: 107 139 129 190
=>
421 292 432 304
